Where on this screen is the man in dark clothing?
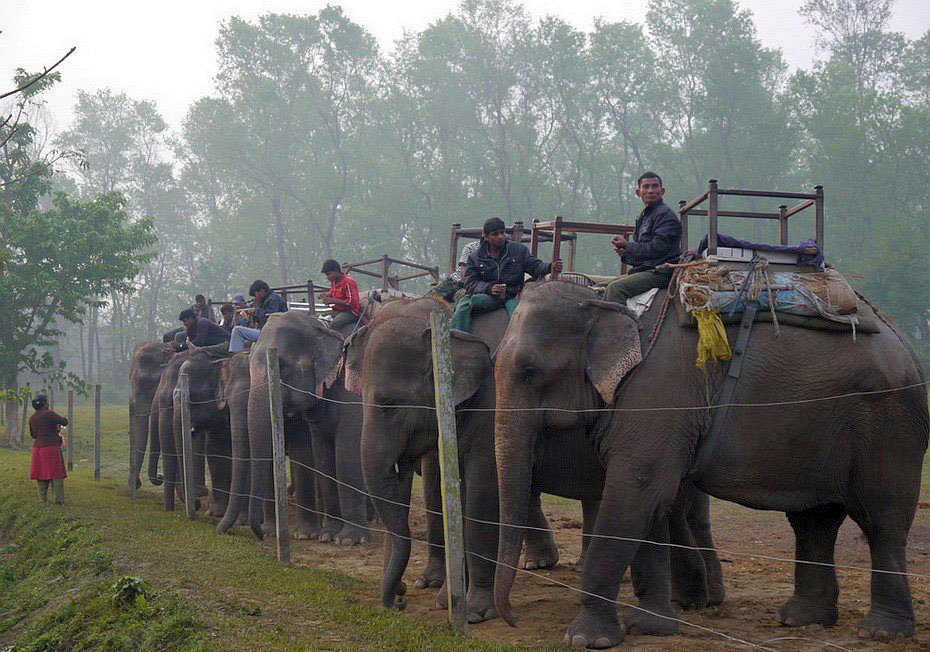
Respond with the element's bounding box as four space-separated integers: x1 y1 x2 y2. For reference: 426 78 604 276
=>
192 294 215 321
603 171 682 304
450 218 562 333
228 280 288 353
165 309 230 353
219 304 247 332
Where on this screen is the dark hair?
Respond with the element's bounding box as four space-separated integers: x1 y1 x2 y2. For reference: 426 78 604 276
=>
483 217 506 235
195 294 206 302
637 171 663 187
248 280 270 296
320 259 342 274
31 394 48 411
179 308 196 321
220 304 234 314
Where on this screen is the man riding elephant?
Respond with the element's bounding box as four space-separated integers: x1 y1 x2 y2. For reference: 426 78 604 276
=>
603 171 681 304
450 217 562 333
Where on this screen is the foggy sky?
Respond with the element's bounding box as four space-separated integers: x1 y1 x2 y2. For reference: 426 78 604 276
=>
2 0 929 132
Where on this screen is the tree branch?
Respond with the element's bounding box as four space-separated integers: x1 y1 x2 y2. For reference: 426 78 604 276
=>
0 46 76 100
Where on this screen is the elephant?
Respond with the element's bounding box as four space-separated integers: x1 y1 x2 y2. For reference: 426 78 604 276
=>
150 350 194 511
128 341 165 491
179 352 233 517
246 311 371 546
493 280 929 648
343 295 604 624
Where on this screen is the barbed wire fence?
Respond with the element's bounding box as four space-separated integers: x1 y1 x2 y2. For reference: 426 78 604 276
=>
66 309 929 651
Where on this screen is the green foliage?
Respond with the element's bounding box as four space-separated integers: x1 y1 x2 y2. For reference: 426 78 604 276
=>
111 576 154 608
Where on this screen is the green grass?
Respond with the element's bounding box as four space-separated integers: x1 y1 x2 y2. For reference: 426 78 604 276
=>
0 405 558 651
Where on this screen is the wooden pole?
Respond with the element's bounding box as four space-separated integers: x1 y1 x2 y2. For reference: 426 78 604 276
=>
550 216 563 281
814 184 825 250
178 366 197 519
530 219 540 256
66 390 74 471
265 347 292 564
449 224 461 275
678 199 688 253
429 311 467 632
707 179 719 256
93 384 101 481
778 205 789 246
306 279 316 316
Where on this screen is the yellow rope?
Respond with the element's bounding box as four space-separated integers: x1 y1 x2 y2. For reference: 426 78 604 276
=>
694 308 732 370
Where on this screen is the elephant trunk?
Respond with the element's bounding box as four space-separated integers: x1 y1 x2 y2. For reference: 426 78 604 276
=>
248 390 274 540
361 414 413 609
147 400 163 486
494 404 540 627
218 393 250 534
158 402 177 511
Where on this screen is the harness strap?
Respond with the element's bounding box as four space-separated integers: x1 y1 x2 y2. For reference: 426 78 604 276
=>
690 302 758 480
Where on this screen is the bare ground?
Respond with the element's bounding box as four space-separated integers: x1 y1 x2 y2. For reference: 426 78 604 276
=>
275 496 930 651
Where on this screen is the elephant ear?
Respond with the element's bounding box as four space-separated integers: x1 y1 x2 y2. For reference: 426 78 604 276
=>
449 330 492 406
583 299 642 405
314 328 346 396
342 325 369 396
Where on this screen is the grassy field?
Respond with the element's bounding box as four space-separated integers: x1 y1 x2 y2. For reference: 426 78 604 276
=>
0 405 557 652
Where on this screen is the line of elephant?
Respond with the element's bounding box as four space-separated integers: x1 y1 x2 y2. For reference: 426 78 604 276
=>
128 279 928 649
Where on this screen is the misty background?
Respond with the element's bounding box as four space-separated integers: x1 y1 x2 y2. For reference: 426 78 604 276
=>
1 0 929 411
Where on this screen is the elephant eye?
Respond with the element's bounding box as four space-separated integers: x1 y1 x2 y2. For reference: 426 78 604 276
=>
522 365 539 381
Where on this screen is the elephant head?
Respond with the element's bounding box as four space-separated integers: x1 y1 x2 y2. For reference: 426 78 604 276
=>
344 296 491 609
492 280 640 624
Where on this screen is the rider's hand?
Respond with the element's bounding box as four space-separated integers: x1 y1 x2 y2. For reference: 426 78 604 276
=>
551 259 563 274
491 284 506 297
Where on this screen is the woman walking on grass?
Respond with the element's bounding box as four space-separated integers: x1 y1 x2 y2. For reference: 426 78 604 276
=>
28 394 68 505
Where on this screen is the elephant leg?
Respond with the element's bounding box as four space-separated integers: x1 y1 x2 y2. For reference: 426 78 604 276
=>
205 431 232 517
290 430 321 540
668 486 709 611
565 454 683 649
686 489 725 606
332 421 370 546
522 494 559 570
624 516 679 636
380 464 414 610
415 451 446 589
128 401 143 492
777 504 846 628
309 429 342 542
147 406 162 486
159 409 177 511
460 456 500 624
579 499 600 567
218 403 250 533
856 521 915 638
193 432 208 498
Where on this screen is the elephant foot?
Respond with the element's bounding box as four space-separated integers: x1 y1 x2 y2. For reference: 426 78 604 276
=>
777 595 838 628
195 484 209 498
318 522 342 543
414 558 445 589
523 533 560 570
235 512 249 526
672 583 708 611
565 607 624 649
293 522 321 541
621 604 679 636
857 610 914 640
465 588 498 624
262 520 276 537
207 499 228 518
707 580 725 607
435 585 448 610
334 523 371 546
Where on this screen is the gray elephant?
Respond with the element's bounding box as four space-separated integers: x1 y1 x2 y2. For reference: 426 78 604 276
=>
343 296 604 623
128 341 165 491
246 311 370 545
493 280 929 648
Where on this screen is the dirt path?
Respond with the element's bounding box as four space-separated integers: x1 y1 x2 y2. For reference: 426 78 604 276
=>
281 497 930 651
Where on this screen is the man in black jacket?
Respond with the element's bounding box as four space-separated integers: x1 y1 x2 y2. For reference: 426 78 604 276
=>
227 280 288 353
604 171 681 304
450 218 562 332
163 309 230 354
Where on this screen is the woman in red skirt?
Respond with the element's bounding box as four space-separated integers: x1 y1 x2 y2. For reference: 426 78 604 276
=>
28 394 68 504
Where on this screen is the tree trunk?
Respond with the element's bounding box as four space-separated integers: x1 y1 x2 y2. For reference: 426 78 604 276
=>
3 369 20 447
271 193 288 285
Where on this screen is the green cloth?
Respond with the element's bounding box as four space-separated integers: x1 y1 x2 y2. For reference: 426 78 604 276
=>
329 310 360 332
450 293 518 333
198 342 231 359
603 270 670 304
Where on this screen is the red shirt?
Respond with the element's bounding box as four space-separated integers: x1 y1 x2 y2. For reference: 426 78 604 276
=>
328 275 360 314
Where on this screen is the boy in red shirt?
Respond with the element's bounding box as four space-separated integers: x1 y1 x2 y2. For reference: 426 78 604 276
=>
319 259 361 332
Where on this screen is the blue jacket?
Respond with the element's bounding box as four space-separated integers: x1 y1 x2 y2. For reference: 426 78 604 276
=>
464 239 551 300
624 200 682 273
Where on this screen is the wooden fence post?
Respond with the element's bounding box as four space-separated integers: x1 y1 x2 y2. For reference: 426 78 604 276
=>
93 385 101 480
178 365 197 519
429 311 467 632
66 390 74 472
265 347 291 564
